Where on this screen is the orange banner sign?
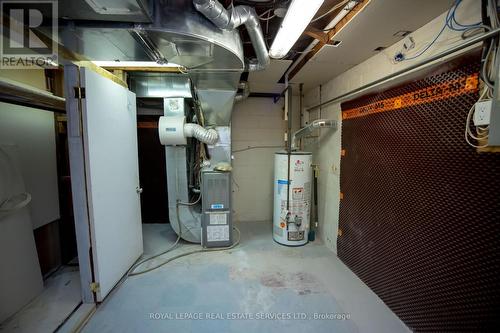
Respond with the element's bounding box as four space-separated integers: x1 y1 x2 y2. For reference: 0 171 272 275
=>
342 73 479 120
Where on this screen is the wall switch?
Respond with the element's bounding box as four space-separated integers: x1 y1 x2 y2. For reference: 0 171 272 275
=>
474 100 492 126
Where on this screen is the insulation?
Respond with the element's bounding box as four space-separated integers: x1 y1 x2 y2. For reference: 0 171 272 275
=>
338 61 500 331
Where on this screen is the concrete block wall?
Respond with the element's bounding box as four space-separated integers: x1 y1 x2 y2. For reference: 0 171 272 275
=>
231 96 300 222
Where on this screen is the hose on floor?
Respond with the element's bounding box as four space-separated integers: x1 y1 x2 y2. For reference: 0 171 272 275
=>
102 195 240 311
125 197 197 275
128 226 241 276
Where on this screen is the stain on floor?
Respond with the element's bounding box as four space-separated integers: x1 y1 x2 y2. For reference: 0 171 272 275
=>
81 222 409 333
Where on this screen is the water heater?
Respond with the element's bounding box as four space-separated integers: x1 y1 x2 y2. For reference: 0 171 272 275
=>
273 151 312 246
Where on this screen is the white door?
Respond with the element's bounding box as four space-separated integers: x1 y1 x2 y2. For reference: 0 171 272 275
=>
66 66 143 302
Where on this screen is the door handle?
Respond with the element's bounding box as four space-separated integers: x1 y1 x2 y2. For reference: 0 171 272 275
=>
136 187 143 194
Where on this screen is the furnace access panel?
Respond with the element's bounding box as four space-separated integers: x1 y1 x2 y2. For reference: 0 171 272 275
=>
201 170 232 248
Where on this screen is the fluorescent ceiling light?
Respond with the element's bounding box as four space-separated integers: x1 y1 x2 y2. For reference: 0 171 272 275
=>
92 61 181 68
269 0 325 59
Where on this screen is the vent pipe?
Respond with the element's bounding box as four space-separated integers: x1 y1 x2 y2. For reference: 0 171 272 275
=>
193 0 270 71
292 119 338 149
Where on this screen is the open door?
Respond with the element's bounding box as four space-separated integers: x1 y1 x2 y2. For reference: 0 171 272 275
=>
65 65 143 302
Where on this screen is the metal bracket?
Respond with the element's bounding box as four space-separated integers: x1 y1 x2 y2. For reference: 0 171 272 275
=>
74 87 86 99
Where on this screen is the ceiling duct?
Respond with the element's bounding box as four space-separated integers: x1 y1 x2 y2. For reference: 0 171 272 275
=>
193 0 270 71
128 73 192 98
52 0 261 125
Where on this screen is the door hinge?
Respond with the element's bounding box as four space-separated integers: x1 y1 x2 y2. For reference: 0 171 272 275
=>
90 282 100 293
74 87 86 99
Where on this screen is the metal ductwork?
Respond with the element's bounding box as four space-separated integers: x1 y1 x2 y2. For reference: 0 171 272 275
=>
40 0 269 125
193 0 270 71
48 0 264 244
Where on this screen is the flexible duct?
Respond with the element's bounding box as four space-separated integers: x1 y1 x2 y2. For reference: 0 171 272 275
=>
184 123 219 145
193 0 270 71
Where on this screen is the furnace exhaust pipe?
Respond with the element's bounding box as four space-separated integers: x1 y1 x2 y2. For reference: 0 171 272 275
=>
193 0 270 71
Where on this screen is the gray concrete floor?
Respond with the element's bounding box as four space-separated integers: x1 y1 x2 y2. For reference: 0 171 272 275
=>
0 266 81 333
82 222 409 333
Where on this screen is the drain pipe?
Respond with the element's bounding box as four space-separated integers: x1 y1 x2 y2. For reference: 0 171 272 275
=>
193 0 270 71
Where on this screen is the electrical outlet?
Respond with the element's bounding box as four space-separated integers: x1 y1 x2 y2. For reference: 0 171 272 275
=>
474 100 492 126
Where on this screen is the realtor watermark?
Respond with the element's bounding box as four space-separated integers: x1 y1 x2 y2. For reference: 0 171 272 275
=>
0 0 58 69
148 312 351 321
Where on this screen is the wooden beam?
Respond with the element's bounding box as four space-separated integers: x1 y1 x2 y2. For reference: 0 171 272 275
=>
304 28 331 44
31 29 129 88
72 61 129 88
289 0 371 81
102 66 182 73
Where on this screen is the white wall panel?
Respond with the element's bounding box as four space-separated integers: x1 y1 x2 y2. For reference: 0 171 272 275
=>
0 102 60 229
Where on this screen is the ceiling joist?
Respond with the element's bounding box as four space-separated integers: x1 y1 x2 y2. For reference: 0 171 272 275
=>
288 0 371 81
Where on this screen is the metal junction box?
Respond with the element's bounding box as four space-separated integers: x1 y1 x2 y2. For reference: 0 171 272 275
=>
201 170 232 248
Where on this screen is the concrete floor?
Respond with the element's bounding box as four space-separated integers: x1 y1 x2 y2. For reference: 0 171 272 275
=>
0 266 81 333
82 222 409 333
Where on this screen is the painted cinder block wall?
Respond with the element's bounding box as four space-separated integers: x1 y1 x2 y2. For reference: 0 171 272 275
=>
231 96 300 222
302 0 480 252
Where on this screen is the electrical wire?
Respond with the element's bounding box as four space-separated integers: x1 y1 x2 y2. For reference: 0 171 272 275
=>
465 88 490 148
128 227 241 276
463 0 498 148
106 194 239 300
403 17 450 61
130 199 200 268
402 0 484 61
128 192 239 276
445 0 482 31
310 0 350 23
177 195 201 206
260 13 276 21
259 8 276 20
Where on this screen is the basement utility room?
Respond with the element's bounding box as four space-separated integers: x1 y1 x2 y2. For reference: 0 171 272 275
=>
0 0 499 332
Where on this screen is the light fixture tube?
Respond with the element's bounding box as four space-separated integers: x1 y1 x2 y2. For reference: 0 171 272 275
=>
269 0 325 59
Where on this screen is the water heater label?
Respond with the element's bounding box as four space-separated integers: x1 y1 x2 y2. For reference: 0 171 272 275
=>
294 159 305 172
292 187 304 200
